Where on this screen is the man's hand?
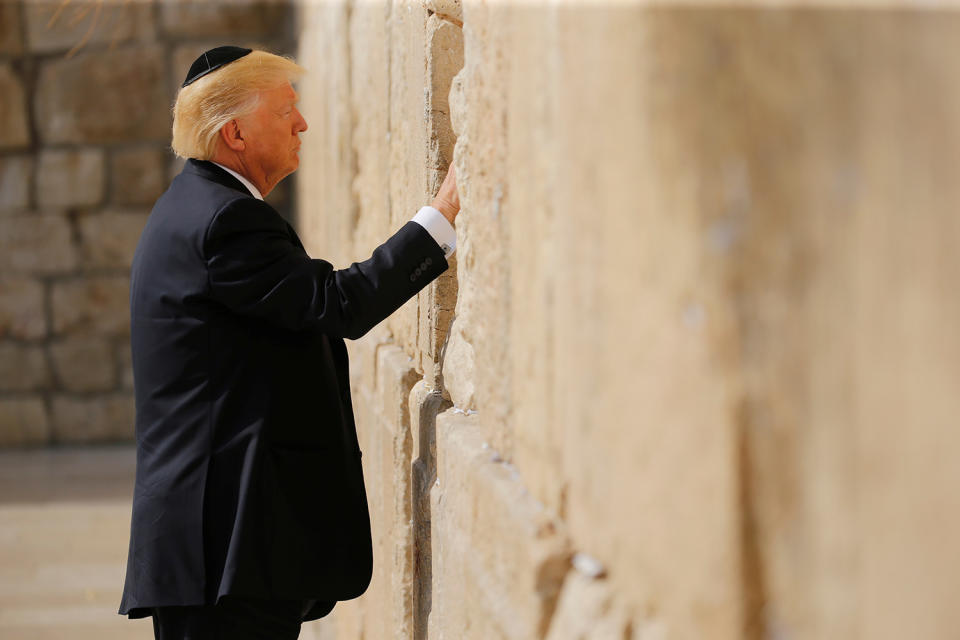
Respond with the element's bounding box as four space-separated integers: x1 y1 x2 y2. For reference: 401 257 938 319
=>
431 162 460 226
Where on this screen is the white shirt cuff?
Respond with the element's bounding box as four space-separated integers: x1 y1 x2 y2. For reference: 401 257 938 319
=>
412 206 456 259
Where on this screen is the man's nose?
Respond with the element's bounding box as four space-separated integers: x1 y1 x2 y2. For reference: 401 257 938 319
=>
294 107 308 133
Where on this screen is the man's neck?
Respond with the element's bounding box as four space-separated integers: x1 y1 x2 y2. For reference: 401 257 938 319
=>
209 152 270 198
210 161 265 201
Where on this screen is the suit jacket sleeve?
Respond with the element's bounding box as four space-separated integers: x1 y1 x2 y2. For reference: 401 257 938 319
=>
204 197 448 339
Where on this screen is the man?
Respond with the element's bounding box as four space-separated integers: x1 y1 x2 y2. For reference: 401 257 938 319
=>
118 46 460 639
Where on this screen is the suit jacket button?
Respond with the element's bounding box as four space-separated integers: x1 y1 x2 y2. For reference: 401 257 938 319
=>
410 274 416 282
425 257 433 266
414 267 422 276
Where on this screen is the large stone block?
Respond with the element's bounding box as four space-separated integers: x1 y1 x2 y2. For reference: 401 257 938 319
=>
0 155 33 214
49 338 117 392
355 344 420 640
0 343 51 392
51 275 130 337
0 2 23 55
37 149 105 209
110 147 168 206
429 410 571 640
0 64 30 149
160 0 289 39
24 0 155 54
0 398 50 447
0 277 46 341
78 211 149 269
50 393 135 442
425 0 462 25
35 45 169 144
0 215 77 275
544 571 637 640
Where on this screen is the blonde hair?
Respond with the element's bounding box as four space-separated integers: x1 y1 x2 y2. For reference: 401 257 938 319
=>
171 50 305 160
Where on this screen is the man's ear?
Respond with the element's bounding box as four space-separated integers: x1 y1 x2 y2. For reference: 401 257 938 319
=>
218 119 245 153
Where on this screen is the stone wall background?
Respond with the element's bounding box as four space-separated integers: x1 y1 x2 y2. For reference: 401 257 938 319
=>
297 3 960 640
0 0 296 446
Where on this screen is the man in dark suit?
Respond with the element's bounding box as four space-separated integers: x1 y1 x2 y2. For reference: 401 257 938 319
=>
118 46 460 640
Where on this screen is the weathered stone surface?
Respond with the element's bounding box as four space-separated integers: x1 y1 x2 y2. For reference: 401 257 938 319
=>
78 211 149 269
49 338 116 392
0 155 33 213
425 0 462 24
360 345 420 640
0 398 50 447
0 215 77 275
0 278 46 341
0 2 23 55
0 343 50 392
160 0 288 39
428 410 571 640
35 45 169 144
24 0 155 54
51 276 130 337
37 149 105 208
110 147 167 206
383 0 428 356
544 571 637 640
0 64 30 149
294 1 355 267
50 393 134 443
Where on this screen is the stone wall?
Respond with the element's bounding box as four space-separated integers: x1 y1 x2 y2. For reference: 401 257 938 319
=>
0 0 296 446
297 3 960 639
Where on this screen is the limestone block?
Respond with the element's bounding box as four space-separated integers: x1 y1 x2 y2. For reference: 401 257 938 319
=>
0 155 33 214
0 215 77 275
50 393 135 442
544 571 639 640
384 0 429 355
160 0 288 39
0 2 23 55
35 45 169 144
362 344 420 640
37 149 105 209
425 0 461 25
78 211 149 269
429 410 571 640
426 13 462 167
49 338 116 392
408 380 450 638
440 328 474 407
24 0 155 54
438 0 512 445
51 275 130 337
111 147 168 205
0 64 30 149
344 325 391 407
294 0 356 268
416 277 456 389
0 343 51 392
0 277 46 341
0 398 50 447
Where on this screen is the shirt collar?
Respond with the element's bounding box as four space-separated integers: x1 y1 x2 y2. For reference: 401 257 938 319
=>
211 162 264 201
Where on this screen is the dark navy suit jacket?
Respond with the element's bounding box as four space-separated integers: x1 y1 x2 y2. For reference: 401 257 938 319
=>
119 159 448 620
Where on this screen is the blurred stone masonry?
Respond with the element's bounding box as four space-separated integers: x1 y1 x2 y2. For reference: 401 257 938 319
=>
297 2 960 639
0 0 297 447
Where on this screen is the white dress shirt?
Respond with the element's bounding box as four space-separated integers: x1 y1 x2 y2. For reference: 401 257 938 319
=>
213 162 457 259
